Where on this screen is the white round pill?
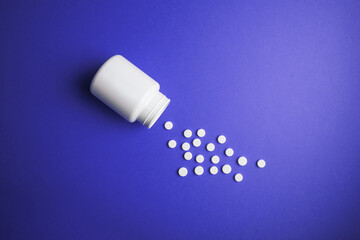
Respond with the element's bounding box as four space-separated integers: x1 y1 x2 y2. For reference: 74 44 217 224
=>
183 129 192 138
167 140 177 148
217 135 226 144
164 121 173 130
225 148 234 157
195 154 204 163
222 164 232 174
197 129 206 137
206 143 215 152
237 156 247 166
209 166 218 175
192 138 201 147
183 152 193 160
181 142 190 151
178 167 188 177
211 155 220 164
234 173 243 182
194 166 204 175
257 159 266 168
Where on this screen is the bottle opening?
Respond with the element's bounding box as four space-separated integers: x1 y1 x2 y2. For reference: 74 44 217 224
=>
137 91 170 129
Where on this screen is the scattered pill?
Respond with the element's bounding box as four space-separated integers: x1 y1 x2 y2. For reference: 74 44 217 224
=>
183 152 193 160
197 129 206 137
183 129 192 138
222 164 232 174
257 159 266 168
192 138 201 147
225 148 234 157
209 166 218 175
195 154 204 163
181 142 190 151
237 156 247 166
206 143 215 152
211 155 220 164
217 135 226 144
234 173 243 182
194 166 204 175
164 121 173 130
168 140 177 148
178 167 188 177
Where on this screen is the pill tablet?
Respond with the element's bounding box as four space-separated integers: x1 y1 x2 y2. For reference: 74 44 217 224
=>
206 143 215 152
164 121 173 130
211 155 220 164
234 173 243 182
225 148 234 157
183 129 192 138
222 164 232 174
197 129 206 137
194 166 204 175
217 135 226 144
195 154 204 163
178 167 188 177
168 140 177 148
181 142 190 151
209 166 218 175
237 156 247 166
192 138 201 147
257 159 266 168
183 152 193 160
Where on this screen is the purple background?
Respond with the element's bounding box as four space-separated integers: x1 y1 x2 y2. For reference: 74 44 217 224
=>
1 0 360 239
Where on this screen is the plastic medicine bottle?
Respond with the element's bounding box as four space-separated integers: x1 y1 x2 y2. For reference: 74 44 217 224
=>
90 55 170 128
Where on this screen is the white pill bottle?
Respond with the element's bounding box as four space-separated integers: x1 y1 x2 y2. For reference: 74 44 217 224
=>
90 55 170 128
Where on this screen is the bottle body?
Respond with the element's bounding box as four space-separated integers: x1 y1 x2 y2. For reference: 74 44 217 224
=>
90 55 170 128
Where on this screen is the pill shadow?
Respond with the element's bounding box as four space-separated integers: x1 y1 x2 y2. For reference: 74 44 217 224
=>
76 64 139 128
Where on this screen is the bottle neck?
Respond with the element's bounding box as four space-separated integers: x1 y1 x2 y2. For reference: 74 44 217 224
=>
137 91 170 129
